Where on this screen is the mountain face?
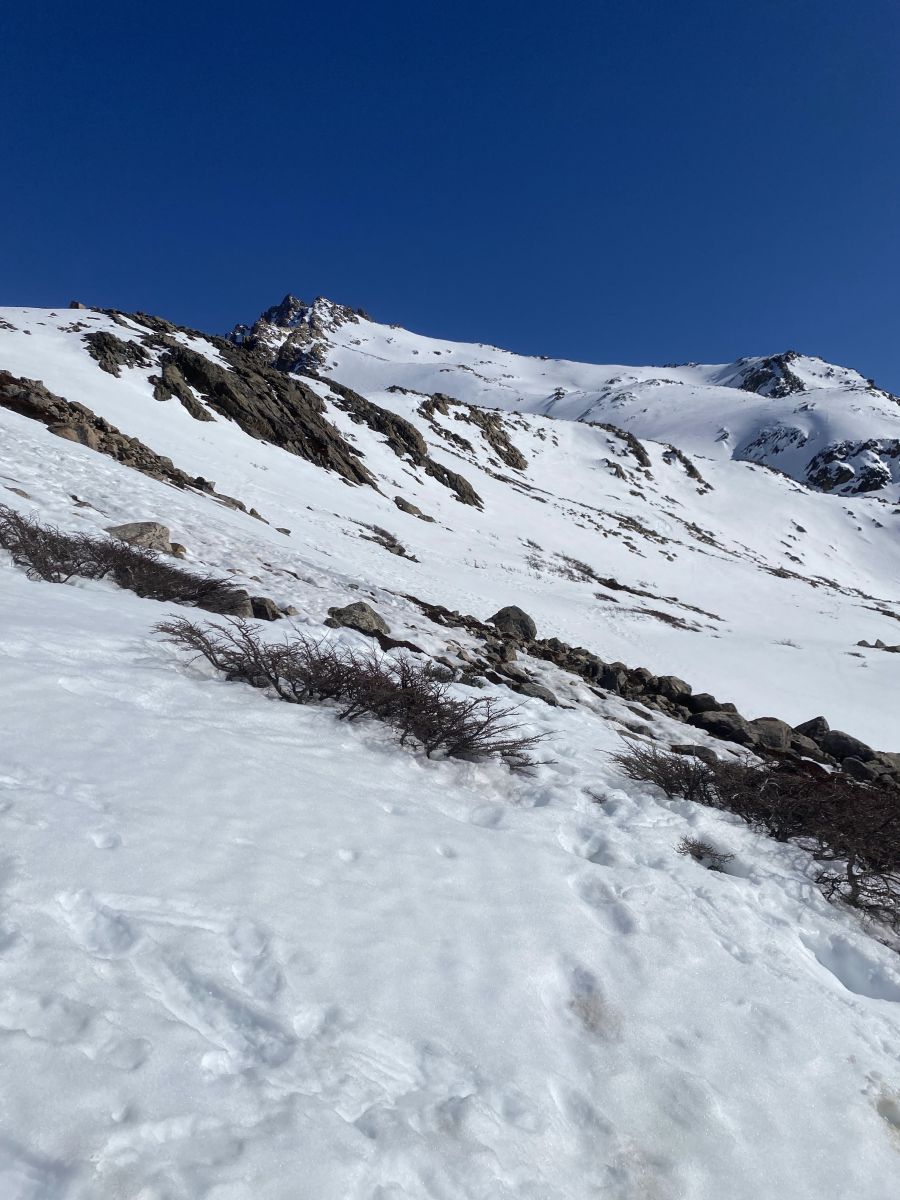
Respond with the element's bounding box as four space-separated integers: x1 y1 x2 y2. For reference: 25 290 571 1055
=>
1 299 900 1199
231 295 900 500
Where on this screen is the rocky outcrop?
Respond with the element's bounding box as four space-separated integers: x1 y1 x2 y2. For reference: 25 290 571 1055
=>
84 330 151 376
417 394 528 470
689 710 758 746
0 372 242 504
322 379 483 508
153 342 375 489
738 352 807 398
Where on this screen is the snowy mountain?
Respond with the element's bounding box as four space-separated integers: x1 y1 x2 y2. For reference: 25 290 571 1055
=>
1 300 899 1198
233 295 900 500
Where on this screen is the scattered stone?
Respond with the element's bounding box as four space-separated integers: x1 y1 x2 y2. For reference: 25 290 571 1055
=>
276 527 291 535
206 588 254 618
489 606 537 641
326 601 391 636
106 521 172 553
281 605 300 617
688 710 758 746
169 543 187 559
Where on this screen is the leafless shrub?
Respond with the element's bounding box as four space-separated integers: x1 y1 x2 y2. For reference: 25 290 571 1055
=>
611 741 714 804
677 836 734 871
0 505 247 613
156 617 545 769
613 739 900 933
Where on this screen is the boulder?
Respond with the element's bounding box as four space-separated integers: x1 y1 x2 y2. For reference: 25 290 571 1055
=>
326 601 390 636
393 495 435 522
793 716 829 743
598 662 629 693
106 521 172 553
821 729 874 763
656 675 692 703
790 732 829 762
873 750 900 773
687 693 721 714
842 757 877 783
749 717 793 752
251 596 282 622
169 542 187 559
688 710 758 747
489 605 537 641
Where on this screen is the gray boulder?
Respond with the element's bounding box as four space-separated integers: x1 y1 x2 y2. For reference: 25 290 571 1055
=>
106 521 172 553
489 605 537 641
687 693 722 714
688 710 758 747
749 717 793 752
326 601 390 636
822 729 874 763
790 732 829 762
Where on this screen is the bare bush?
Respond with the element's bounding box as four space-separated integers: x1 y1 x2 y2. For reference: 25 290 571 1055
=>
613 740 900 933
611 740 714 804
677 836 734 872
156 617 545 769
0 505 248 613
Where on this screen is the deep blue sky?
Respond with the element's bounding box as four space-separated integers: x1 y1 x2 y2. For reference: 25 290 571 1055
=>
3 1 899 386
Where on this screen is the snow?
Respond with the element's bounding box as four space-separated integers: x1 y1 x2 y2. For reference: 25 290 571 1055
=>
1 306 900 1196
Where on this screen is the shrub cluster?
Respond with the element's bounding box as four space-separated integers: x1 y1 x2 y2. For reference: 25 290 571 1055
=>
613 741 900 933
156 616 544 769
0 505 247 613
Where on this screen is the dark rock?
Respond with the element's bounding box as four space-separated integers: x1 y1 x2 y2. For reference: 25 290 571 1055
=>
599 662 629 693
749 717 793 752
688 710 759 747
326 601 390 636
69 300 88 309
822 729 874 763
489 606 537 641
657 675 692 703
251 596 282 621
794 716 830 743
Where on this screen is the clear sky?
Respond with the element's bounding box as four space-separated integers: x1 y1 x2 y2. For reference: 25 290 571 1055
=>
3 1 899 387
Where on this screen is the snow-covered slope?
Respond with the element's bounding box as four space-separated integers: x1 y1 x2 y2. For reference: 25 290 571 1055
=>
234 295 900 500
1 303 900 1197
